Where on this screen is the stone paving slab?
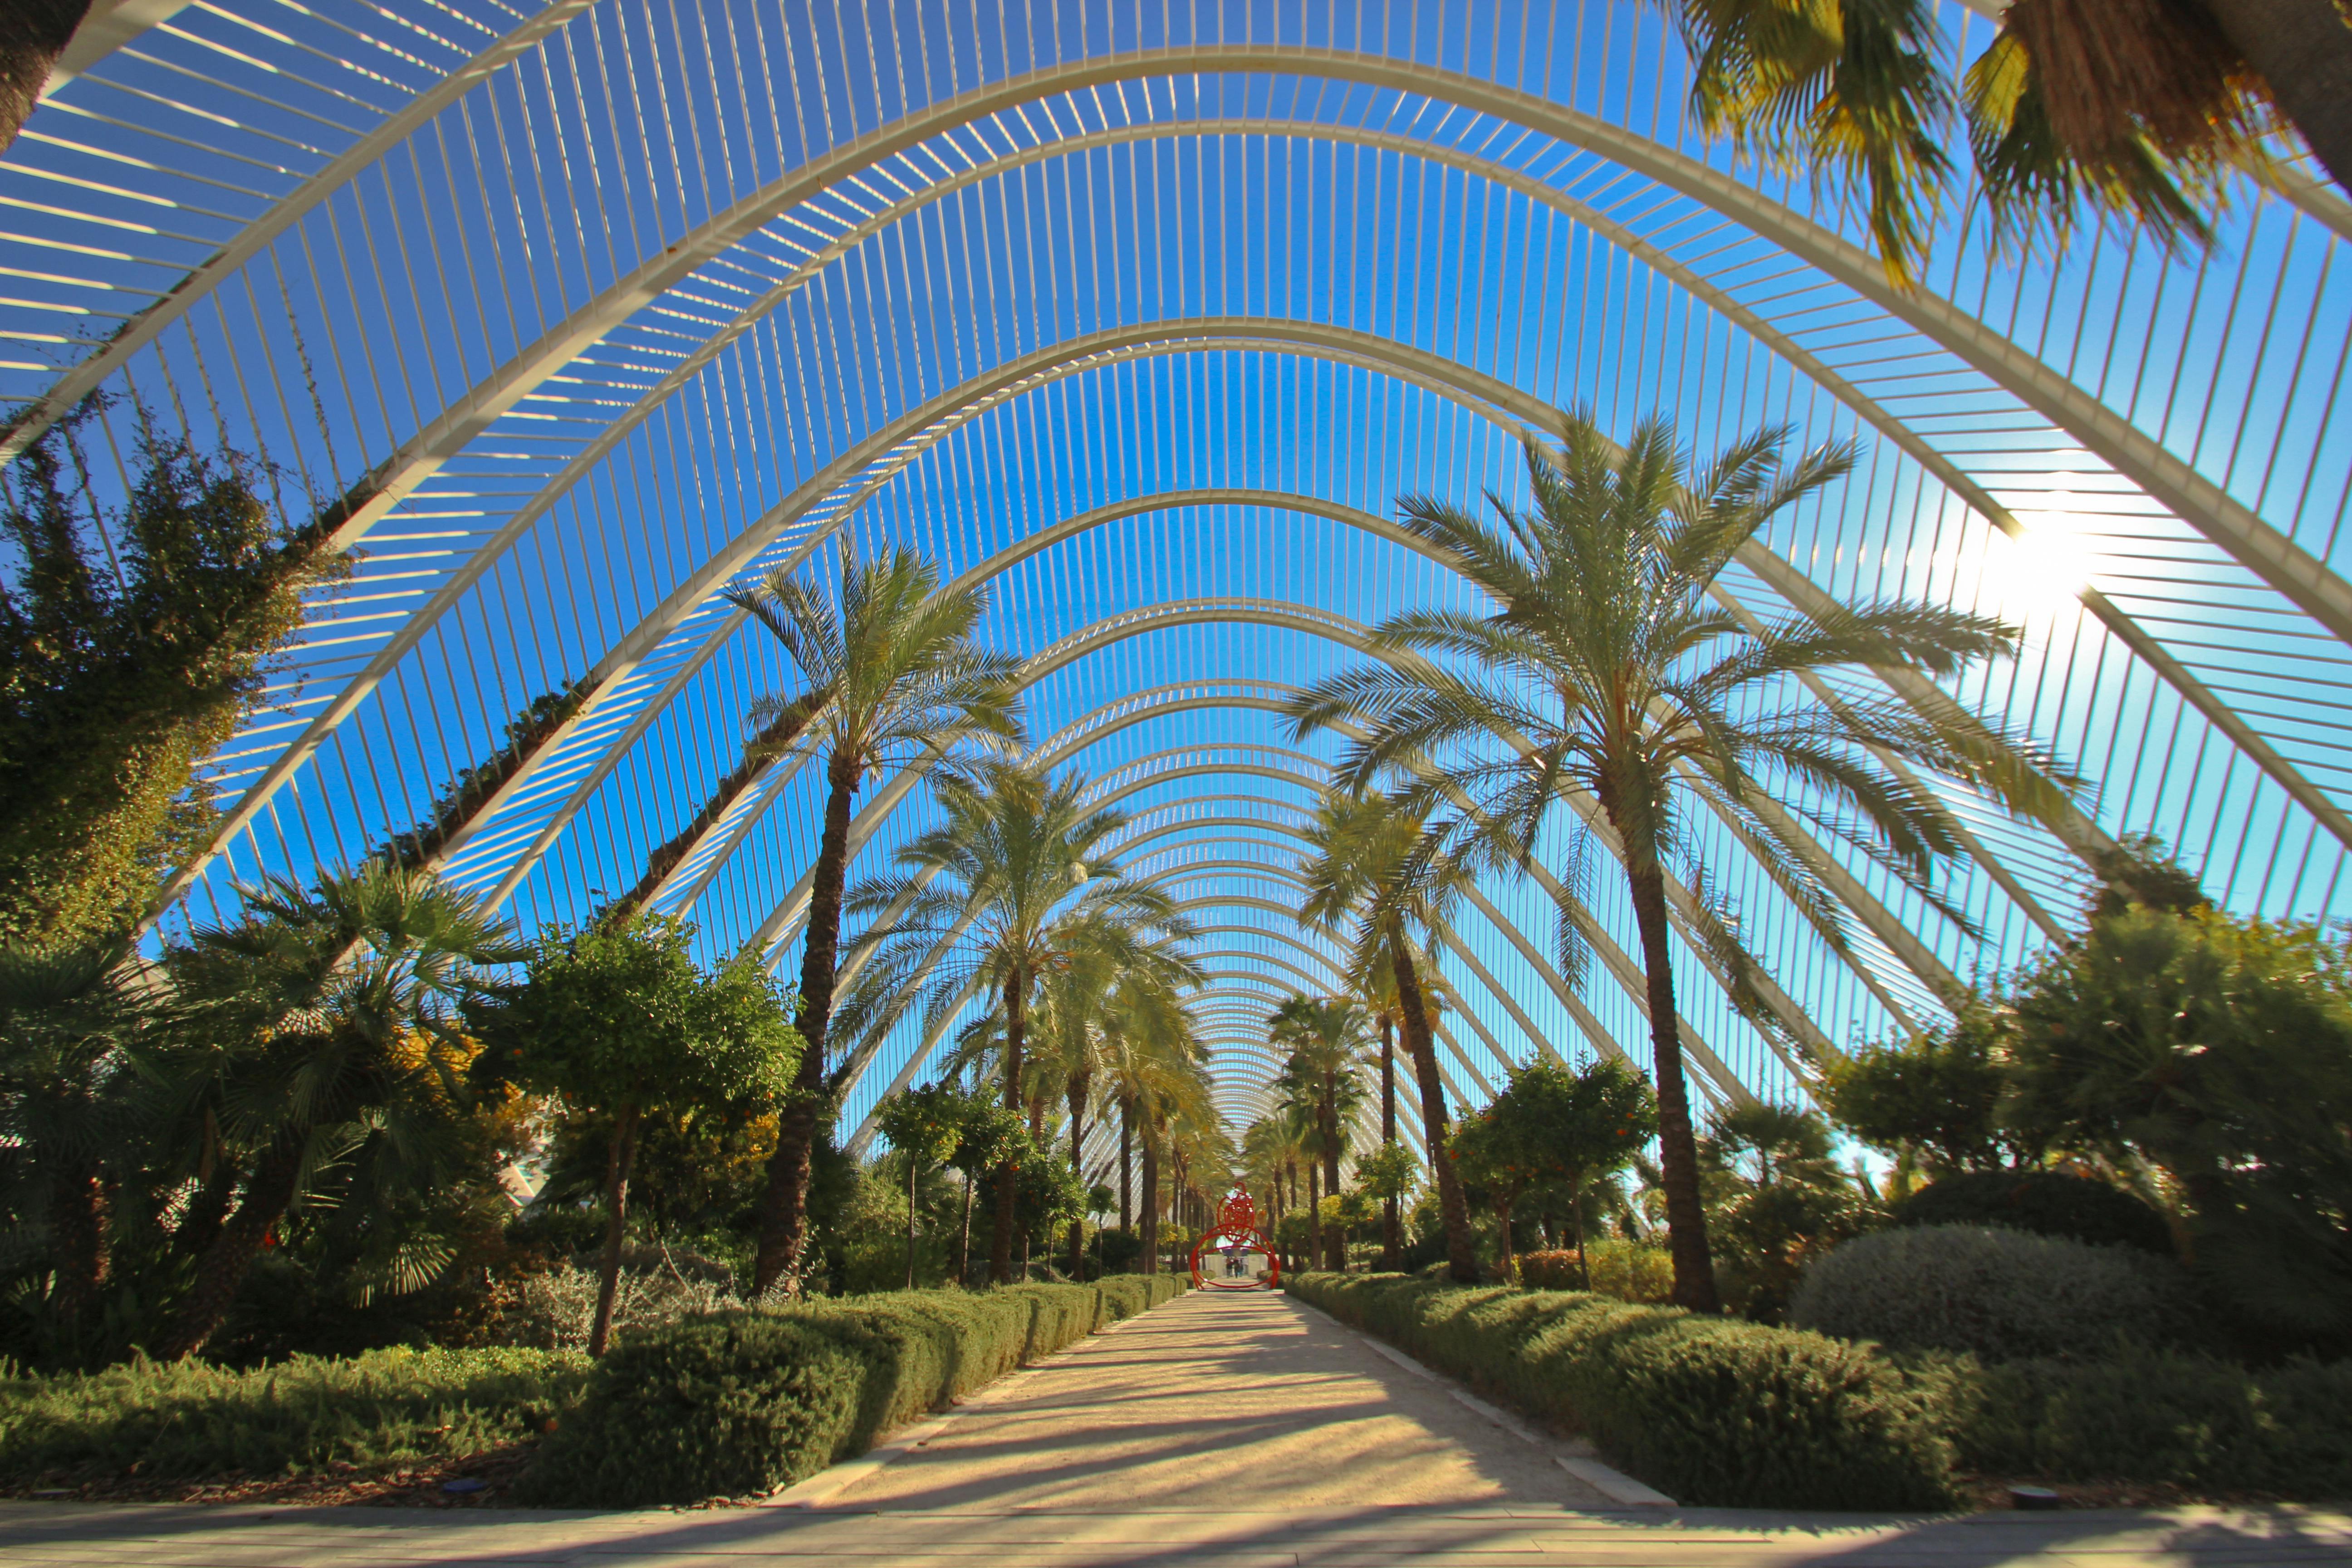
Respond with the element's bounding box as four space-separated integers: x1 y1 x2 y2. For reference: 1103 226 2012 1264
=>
3 1291 2348 1565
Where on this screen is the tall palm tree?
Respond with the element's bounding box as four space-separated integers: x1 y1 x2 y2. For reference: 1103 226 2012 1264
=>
844 759 1194 1284
1662 0 2352 285
1030 931 1203 1278
148 862 522 1357
1288 406 2073 1311
1356 951 1448 1269
1103 989 1213 1274
1297 787 1483 1283
1269 995 1369 1270
726 548 1023 1294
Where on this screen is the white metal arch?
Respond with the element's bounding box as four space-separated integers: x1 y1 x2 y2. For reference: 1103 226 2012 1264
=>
141 44 2346 916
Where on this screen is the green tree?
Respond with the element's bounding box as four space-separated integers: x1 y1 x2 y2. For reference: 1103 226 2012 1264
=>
1818 1005 2019 1175
2002 905 2352 1350
1269 995 1370 1270
844 760 1193 1284
1297 787 1482 1282
873 1082 967 1290
0 426 346 950
725 548 1022 1295
1288 407 2070 1310
0 943 148 1340
1663 0 2352 285
474 914 798 1354
149 862 521 1359
1451 1058 1656 1280
1699 1102 1867 1321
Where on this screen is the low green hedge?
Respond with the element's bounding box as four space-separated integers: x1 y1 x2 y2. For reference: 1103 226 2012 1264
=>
1287 1272 1953 1509
0 1345 588 1483
1951 1349 2352 1498
1291 1273 2352 1508
519 1275 1187 1507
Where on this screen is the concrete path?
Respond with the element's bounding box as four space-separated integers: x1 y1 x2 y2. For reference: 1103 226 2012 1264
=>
4 1288 2348 1566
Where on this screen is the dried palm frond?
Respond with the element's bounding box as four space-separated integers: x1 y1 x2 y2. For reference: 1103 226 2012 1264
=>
1967 0 2276 253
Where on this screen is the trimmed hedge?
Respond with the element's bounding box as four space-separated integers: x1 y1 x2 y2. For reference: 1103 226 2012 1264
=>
0 1345 588 1483
1789 1225 2192 1361
1952 1349 2352 1498
1289 1271 1952 1509
519 1275 1187 1507
1893 1171 2174 1254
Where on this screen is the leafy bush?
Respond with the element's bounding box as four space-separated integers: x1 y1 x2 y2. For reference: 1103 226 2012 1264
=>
1894 1171 2173 1254
500 1262 751 1351
1288 1272 1953 1509
1516 1240 1673 1303
0 1345 585 1483
1951 1347 2352 1496
520 1275 1187 1506
1790 1225 2191 1361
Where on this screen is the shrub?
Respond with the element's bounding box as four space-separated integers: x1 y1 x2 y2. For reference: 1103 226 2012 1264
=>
1952 1348 2352 1497
1791 1224 2191 1362
0 1346 586 1483
1288 1272 1952 1509
500 1262 750 1351
520 1275 1186 1506
1515 1240 1673 1304
1893 1171 2174 1254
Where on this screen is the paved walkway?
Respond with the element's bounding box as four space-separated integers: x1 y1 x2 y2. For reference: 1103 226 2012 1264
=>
4 1289 2347 1566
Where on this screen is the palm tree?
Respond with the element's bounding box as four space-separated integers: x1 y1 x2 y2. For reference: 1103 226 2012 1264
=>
0 2 92 159
726 548 1023 1294
1296 787 1482 1283
0 943 148 1337
1030 930 1203 1278
844 759 1194 1284
1268 995 1369 1271
1288 406 2073 1311
149 862 522 1358
1663 0 2352 286
1357 950 1449 1269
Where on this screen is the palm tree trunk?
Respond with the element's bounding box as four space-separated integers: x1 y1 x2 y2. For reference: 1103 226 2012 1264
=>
1066 1067 1090 1279
172 1159 239 1257
1623 862 1720 1313
1379 1016 1400 1270
990 967 1026 1285
1496 1187 1518 1281
752 748 861 1294
957 1167 974 1284
1392 929 1478 1282
1140 1130 1159 1275
2199 0 2352 195
1306 1157 1322 1271
46 1162 107 1325
1118 1098 1132 1231
1322 1070 1345 1271
589 1101 642 1357
0 2 92 160
1570 1171 1592 1289
152 1133 306 1360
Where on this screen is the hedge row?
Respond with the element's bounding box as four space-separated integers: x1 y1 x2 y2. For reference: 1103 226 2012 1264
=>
519 1274 1189 1507
0 1345 589 1484
1289 1273 2352 1508
1952 1350 2352 1498
1287 1272 1952 1509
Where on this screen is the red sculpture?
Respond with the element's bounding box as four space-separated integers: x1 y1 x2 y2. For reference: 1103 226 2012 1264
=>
1189 1186 1280 1290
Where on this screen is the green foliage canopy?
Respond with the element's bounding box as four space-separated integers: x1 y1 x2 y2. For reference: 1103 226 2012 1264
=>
0 428 346 949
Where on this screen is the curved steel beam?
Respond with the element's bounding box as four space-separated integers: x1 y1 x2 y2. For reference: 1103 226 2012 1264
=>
3 0 604 466
156 48 2347 909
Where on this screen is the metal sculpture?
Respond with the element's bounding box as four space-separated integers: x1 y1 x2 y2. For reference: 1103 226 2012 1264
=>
1190 1187 1280 1292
